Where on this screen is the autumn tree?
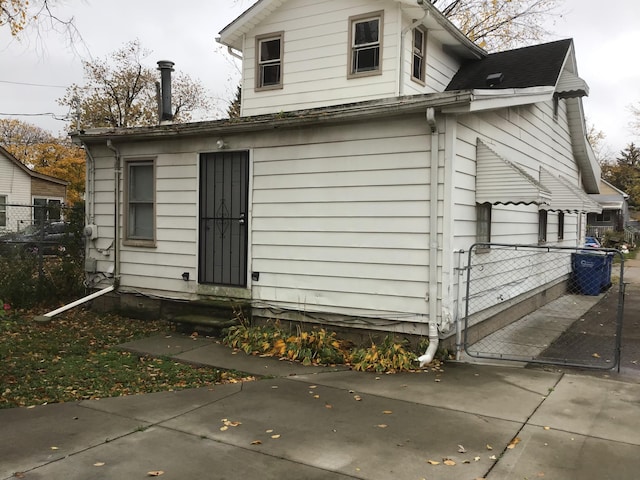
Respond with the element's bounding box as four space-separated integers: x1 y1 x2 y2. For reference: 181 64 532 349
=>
58 40 213 129
601 143 640 207
0 119 85 205
432 0 560 51
1 0 77 39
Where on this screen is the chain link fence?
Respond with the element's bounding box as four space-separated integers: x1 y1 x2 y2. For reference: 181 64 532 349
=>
0 202 86 309
463 243 624 369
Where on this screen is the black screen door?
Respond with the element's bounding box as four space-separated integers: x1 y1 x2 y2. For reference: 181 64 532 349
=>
199 151 249 286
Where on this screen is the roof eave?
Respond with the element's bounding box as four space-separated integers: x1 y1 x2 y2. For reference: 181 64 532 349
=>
73 92 474 144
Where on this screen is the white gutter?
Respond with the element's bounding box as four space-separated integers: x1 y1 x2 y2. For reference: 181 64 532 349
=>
419 107 440 367
33 285 116 322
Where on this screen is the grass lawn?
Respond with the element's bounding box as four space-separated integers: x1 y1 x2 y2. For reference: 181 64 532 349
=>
0 309 249 409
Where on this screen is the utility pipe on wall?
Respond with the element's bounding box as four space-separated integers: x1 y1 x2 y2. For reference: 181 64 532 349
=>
419 107 440 366
106 139 121 280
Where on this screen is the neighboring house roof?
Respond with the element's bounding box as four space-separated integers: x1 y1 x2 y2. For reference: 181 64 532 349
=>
589 179 629 210
0 144 68 187
446 39 573 91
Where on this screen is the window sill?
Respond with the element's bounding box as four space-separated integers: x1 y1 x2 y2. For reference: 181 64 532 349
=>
347 69 382 80
123 239 156 248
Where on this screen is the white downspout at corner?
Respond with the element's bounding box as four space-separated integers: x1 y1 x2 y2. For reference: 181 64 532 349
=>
106 139 121 281
419 107 440 367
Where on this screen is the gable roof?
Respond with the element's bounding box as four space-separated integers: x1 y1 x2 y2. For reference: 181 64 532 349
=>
446 39 573 91
0 144 68 186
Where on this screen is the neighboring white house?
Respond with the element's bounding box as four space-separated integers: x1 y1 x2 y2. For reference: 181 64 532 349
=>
0 145 68 232
73 0 602 346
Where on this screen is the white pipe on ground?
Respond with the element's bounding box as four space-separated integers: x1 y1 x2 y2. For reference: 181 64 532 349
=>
34 285 115 321
418 321 439 367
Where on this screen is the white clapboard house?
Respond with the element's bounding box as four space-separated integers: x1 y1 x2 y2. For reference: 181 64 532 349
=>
73 0 602 353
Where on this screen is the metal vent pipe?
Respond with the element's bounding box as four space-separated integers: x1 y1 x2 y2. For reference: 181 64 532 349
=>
157 60 175 122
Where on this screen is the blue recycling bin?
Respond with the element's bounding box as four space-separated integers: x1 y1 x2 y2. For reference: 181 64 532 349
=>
572 252 607 296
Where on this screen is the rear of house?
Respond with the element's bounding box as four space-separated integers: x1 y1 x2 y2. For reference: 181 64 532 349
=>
74 0 601 350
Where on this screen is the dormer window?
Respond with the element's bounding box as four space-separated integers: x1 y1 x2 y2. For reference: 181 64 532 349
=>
256 32 283 90
348 11 383 77
411 27 426 84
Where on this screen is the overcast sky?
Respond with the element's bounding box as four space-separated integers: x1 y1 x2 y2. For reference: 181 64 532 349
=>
1 0 639 158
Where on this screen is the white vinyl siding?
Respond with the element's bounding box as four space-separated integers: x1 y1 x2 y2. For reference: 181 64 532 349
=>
0 154 32 231
251 115 433 320
241 0 400 116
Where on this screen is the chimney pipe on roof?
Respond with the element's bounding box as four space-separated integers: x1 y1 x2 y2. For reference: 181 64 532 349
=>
157 60 175 122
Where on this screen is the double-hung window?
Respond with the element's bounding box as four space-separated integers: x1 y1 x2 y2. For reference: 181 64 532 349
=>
412 27 426 83
349 11 383 77
256 32 283 90
125 159 155 246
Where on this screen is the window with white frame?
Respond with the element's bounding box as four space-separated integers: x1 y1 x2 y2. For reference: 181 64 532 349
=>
349 11 383 77
0 195 6 228
256 32 283 90
412 27 426 83
538 210 548 244
476 202 492 245
125 159 155 245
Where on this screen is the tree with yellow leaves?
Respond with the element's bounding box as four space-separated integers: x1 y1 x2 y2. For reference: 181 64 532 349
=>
0 119 85 205
0 0 77 38
433 0 561 51
58 39 214 129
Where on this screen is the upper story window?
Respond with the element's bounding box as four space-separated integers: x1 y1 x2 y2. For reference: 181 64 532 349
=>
256 32 283 90
125 158 156 246
349 11 383 78
412 27 426 84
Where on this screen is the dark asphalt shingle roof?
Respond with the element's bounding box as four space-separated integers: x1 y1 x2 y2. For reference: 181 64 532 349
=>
446 39 573 91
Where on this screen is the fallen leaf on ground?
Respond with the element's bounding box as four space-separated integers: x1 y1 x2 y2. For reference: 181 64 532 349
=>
50 446 59 450
313 394 320 399
443 459 456 466
220 426 228 431
377 424 388 428
543 426 551 430
474 456 481 462
147 471 164 477
592 353 601 358
507 437 521 449
427 460 440 465
458 444 466 453
382 410 393 414
250 440 262 445
266 429 274 433
354 395 362 401
325 403 333 409
486 444 493 450
271 434 281 439
489 455 497 460
93 462 105 467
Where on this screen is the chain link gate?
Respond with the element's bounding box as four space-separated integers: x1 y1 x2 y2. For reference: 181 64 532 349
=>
463 243 625 370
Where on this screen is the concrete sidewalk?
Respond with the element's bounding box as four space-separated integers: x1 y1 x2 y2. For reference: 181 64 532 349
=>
3 332 640 480
3 257 640 479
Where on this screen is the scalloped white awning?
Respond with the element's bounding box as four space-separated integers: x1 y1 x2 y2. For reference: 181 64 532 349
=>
539 167 602 213
475 140 552 206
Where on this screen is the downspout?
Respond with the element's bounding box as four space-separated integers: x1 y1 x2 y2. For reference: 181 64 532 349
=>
106 139 121 281
398 10 428 96
418 107 440 367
